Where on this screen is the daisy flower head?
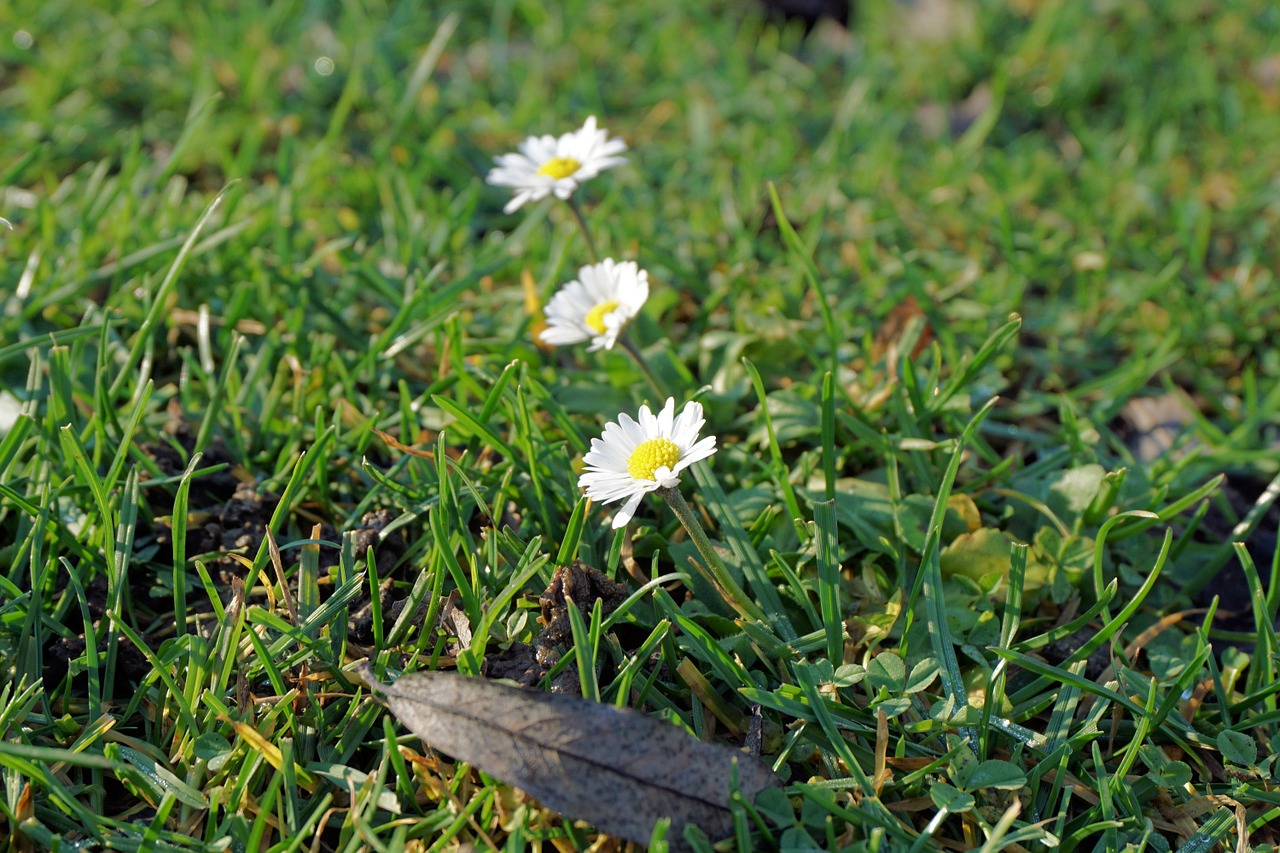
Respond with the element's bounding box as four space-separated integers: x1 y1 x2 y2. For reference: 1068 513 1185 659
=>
486 116 628 214
540 259 648 352
579 398 718 529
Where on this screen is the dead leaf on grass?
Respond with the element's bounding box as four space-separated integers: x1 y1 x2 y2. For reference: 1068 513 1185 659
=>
359 665 780 850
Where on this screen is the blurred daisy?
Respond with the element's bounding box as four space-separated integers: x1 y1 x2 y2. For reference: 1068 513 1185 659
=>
580 398 717 529
486 116 627 213
540 259 648 352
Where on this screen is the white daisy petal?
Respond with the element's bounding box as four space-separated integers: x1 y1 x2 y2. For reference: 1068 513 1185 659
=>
673 419 705 450
539 325 591 346
672 435 717 474
503 192 533 214
617 413 646 445
486 117 627 213
654 466 679 489
657 398 676 438
612 492 646 529
636 401 659 434
596 447 632 470
577 398 718 529
672 400 705 441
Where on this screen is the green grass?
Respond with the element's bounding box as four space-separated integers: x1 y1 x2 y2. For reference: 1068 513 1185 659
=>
3 0 1280 849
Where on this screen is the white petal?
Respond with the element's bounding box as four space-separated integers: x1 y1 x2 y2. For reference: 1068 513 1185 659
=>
600 420 635 452
503 193 531 213
605 308 633 330
580 464 633 489
624 271 649 310
583 479 639 504
545 282 593 317
590 325 623 351
577 263 608 302
672 401 706 446
522 134 559 162
539 323 591 345
594 442 631 469
582 440 625 471
618 411 649 446
597 141 629 158
612 492 646 529
657 398 675 438
672 435 717 474
636 402 660 435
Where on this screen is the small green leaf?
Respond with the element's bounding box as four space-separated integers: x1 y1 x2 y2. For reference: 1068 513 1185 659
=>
779 825 822 852
872 697 913 718
940 528 1012 581
948 741 977 784
929 782 975 813
1220 647 1250 671
193 732 232 763
906 657 940 694
1046 464 1107 529
753 787 795 826
807 659 834 683
1151 761 1192 788
1217 730 1258 767
833 664 865 687
958 759 1026 791
798 785 839 828
867 652 906 692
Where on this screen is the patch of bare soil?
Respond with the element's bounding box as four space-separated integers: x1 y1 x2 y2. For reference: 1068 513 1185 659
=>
484 561 631 693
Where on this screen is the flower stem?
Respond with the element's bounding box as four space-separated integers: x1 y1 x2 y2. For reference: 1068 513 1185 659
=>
619 333 666 399
565 196 600 263
658 485 767 623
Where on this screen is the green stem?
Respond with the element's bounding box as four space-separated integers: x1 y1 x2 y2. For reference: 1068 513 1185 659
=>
659 485 766 623
565 196 600 263
619 333 666 399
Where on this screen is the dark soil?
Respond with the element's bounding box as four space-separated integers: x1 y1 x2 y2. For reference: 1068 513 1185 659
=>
483 561 631 693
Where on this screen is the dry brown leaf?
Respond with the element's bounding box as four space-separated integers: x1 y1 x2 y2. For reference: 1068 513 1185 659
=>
871 295 933 363
372 427 436 460
360 666 779 849
441 590 473 653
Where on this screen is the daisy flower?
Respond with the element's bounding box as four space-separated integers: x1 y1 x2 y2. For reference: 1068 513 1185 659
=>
579 398 717 529
486 116 628 214
540 259 648 352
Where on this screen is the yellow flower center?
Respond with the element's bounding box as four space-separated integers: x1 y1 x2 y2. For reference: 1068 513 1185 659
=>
627 438 681 481
537 156 582 180
584 300 620 334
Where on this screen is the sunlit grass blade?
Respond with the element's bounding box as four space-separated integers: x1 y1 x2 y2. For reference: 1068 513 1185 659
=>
903 396 998 724
108 185 237 398
814 500 842 664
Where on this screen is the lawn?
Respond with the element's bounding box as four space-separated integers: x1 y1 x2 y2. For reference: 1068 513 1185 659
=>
2 0 1280 850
